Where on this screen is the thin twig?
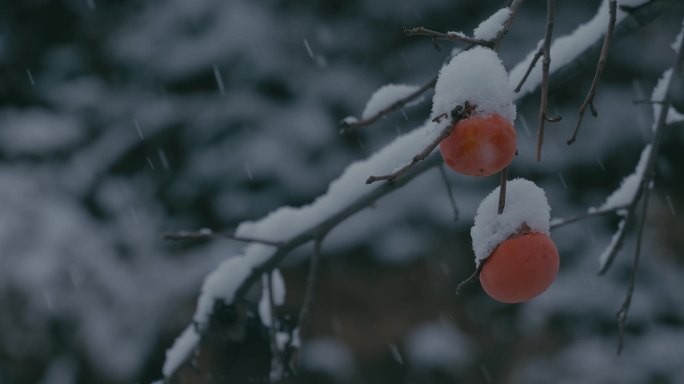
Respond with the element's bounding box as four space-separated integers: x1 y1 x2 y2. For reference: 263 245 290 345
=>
366 108 465 184
549 203 630 230
340 76 437 134
456 263 485 294
438 164 459 221
267 271 284 381
284 235 324 373
536 0 557 161
497 167 509 214
297 236 323 341
403 27 495 47
567 0 618 145
616 195 648 354
514 47 544 93
161 229 283 247
598 216 631 275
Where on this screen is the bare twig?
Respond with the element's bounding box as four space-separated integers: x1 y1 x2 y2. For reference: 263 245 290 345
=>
536 0 557 161
340 76 437 134
161 229 283 247
438 164 459 221
567 0 618 145
366 106 466 184
455 262 485 294
616 195 649 354
283 235 324 373
297 236 323 341
267 271 284 381
549 203 631 230
366 127 451 184
403 27 494 47
514 47 544 93
598 216 631 275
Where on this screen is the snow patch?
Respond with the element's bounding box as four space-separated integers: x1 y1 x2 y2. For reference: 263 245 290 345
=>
162 325 200 377
405 322 470 372
672 18 684 53
300 338 356 377
258 269 286 327
651 69 684 125
193 244 273 326
591 145 650 213
473 7 511 41
362 84 422 119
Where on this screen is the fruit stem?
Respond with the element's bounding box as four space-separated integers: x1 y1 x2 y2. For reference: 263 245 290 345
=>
497 167 509 214
456 262 485 295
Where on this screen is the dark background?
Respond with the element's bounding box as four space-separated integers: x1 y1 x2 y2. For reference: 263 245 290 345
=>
1 0 683 383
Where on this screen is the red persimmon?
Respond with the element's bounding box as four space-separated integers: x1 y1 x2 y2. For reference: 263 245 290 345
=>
439 113 516 176
480 231 559 303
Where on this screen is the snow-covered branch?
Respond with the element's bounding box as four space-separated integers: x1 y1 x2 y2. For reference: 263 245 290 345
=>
162 0 671 380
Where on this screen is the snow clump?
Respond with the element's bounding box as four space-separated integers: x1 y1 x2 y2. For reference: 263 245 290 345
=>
471 178 551 266
431 47 516 132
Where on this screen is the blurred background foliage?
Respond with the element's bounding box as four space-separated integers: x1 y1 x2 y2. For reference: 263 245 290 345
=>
0 0 683 383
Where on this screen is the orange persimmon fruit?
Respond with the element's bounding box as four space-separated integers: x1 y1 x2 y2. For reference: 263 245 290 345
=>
480 231 559 303
439 113 516 176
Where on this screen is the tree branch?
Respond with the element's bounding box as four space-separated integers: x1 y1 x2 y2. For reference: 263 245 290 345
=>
615 26 684 354
567 0 618 145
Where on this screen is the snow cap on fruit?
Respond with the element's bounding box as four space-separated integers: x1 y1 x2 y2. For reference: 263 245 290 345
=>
471 178 551 266
431 46 516 131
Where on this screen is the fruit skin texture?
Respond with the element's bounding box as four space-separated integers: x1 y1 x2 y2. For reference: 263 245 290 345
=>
480 231 559 304
439 113 516 176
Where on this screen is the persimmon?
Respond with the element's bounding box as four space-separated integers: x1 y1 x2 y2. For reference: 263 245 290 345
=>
439 113 516 176
480 230 559 303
